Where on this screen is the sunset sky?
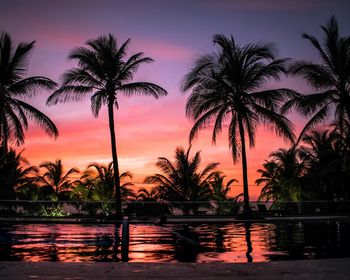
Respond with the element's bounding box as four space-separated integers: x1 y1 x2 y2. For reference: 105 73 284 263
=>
2 0 350 199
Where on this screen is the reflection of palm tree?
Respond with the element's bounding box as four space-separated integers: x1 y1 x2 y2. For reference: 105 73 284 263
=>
282 16 350 139
145 146 217 215
214 226 225 252
182 34 296 214
244 223 253 262
47 34 167 217
37 160 80 200
172 225 200 262
0 32 58 152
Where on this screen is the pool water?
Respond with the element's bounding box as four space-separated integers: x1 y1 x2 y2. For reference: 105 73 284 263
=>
1 221 350 262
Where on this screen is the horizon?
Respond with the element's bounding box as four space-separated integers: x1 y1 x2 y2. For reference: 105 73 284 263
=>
2 0 350 199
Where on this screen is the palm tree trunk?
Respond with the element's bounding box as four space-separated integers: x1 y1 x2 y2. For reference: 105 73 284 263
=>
107 99 122 218
0 113 8 153
238 117 251 215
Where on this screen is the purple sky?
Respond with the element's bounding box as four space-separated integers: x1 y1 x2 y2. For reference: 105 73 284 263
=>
2 0 350 198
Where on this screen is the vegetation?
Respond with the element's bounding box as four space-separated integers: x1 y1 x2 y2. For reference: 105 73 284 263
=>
1 16 350 217
145 146 219 214
282 16 350 140
47 34 168 217
182 34 296 213
0 32 58 152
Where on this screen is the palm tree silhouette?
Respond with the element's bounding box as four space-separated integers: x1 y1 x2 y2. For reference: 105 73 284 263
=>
83 162 136 201
256 148 304 202
282 16 350 140
0 148 38 199
145 146 217 215
182 34 296 214
0 32 58 152
210 173 240 214
136 187 158 201
47 34 167 217
37 159 80 200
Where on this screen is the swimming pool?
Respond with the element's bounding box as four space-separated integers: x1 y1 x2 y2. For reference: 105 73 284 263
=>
1 221 350 262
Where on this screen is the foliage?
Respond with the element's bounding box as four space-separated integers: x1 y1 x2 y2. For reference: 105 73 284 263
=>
0 31 58 151
0 148 37 199
209 172 241 214
82 162 136 215
47 34 168 216
145 146 217 214
282 16 350 140
40 206 67 217
36 159 80 200
182 34 296 213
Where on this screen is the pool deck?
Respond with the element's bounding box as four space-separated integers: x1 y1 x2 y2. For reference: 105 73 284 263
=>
1 259 350 279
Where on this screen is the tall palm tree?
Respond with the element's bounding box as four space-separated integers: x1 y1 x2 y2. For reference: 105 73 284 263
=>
181 34 296 213
47 34 167 217
282 16 350 139
145 146 217 214
0 32 58 152
37 160 80 200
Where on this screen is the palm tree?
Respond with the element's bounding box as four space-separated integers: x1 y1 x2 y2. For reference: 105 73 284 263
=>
182 34 296 214
210 173 240 214
84 162 136 201
0 147 38 199
0 32 58 152
282 16 350 140
37 160 80 200
145 146 217 215
210 173 237 201
47 34 167 217
136 187 159 201
256 147 305 201
301 129 343 199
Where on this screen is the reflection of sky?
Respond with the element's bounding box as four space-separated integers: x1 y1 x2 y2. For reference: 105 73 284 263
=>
0 223 287 262
2 0 350 198
3 222 349 262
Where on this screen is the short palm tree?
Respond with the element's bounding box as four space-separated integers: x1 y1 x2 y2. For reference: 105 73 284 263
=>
210 173 237 201
301 129 343 199
182 34 296 213
84 162 136 201
210 173 240 214
136 187 159 201
145 146 217 214
47 34 167 217
0 148 38 199
0 32 58 152
37 160 80 200
282 16 350 139
256 147 305 201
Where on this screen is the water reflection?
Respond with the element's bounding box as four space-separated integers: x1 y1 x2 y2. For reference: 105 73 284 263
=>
0 221 350 262
245 223 253 262
172 225 200 262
